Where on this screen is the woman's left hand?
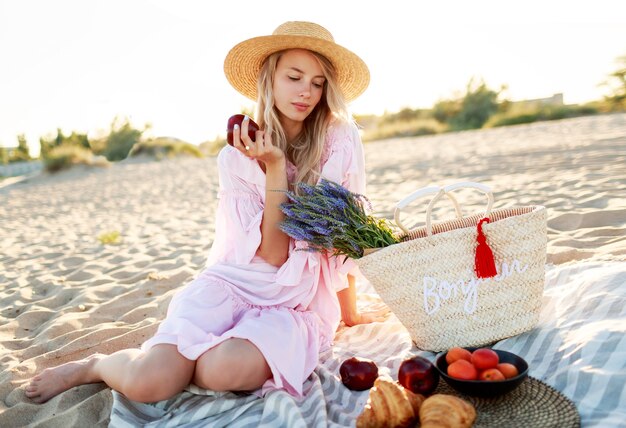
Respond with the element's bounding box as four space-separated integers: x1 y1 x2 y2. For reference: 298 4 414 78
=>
238 116 284 167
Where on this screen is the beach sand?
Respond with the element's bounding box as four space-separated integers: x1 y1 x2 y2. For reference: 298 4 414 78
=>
1 113 625 427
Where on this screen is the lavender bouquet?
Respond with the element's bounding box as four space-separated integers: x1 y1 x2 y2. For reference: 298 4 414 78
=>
279 179 399 259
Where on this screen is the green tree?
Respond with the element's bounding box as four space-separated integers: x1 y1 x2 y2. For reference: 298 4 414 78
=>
39 137 54 159
5 134 32 163
433 78 501 131
450 78 501 131
65 131 90 150
15 134 32 161
602 54 626 110
39 129 90 159
101 117 147 161
40 129 67 159
55 128 64 147
433 99 461 124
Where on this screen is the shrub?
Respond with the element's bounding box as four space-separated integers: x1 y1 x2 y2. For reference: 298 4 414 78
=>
99 118 146 161
129 137 203 159
450 80 500 130
12 134 32 162
198 138 227 156
43 144 109 173
39 129 89 159
485 104 599 128
361 118 444 141
601 54 626 111
377 107 434 126
433 99 462 124
432 78 501 131
0 147 8 165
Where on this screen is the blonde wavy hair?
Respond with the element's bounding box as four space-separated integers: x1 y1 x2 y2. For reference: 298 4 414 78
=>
255 49 351 191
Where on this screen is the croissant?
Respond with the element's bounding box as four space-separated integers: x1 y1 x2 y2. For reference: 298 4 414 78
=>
419 394 476 428
356 377 425 428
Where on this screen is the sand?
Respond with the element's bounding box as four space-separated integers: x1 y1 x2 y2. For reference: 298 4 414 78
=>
1 113 625 427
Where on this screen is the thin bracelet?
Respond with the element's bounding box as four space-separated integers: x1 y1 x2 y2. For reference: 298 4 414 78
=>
268 189 288 193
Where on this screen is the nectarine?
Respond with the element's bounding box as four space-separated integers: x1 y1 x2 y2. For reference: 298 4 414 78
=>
496 363 519 379
445 347 472 365
478 368 506 381
471 348 499 370
447 360 478 380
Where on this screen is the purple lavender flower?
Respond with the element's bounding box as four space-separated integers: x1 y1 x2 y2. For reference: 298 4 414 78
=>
279 179 398 258
297 182 316 196
279 221 315 242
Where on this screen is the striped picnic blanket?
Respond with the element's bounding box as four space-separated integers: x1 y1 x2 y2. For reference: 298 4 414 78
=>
109 260 626 427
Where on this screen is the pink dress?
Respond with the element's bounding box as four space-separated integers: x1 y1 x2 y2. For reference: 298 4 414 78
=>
141 121 366 398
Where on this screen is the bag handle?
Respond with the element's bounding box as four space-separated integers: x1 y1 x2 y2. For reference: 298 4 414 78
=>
425 182 494 236
394 186 463 234
394 182 494 235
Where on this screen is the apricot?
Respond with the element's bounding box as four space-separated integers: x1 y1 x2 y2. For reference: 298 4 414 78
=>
478 368 506 381
471 348 499 370
447 360 478 380
445 347 472 365
496 363 519 379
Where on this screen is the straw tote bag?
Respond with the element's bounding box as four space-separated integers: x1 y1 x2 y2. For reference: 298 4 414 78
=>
355 182 547 352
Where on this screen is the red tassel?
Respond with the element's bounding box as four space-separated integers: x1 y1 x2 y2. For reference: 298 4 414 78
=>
475 218 497 278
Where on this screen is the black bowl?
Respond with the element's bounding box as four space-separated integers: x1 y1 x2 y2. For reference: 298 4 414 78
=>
435 348 529 397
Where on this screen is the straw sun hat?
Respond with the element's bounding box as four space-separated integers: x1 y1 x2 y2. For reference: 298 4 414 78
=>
224 21 370 102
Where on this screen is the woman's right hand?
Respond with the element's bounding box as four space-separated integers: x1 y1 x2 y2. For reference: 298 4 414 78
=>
233 116 285 168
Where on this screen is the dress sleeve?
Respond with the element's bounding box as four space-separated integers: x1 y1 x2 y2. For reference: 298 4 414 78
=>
319 122 368 290
341 124 367 195
320 122 366 195
206 146 266 265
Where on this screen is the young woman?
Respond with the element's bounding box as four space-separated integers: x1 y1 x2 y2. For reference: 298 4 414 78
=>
25 21 387 404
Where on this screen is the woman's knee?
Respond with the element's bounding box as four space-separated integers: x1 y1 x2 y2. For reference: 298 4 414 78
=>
193 339 272 392
123 345 195 403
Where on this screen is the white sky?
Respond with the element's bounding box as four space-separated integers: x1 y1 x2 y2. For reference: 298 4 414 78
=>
1 0 625 154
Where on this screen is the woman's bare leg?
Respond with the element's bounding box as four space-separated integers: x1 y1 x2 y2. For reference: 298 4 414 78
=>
192 338 272 392
25 344 195 403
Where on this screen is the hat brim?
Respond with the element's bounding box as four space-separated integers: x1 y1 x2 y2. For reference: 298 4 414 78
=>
224 34 370 102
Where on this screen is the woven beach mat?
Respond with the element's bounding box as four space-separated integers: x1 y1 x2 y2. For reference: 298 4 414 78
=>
356 182 548 352
435 377 580 427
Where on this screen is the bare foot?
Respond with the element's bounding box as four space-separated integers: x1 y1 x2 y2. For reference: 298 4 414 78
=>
24 354 106 403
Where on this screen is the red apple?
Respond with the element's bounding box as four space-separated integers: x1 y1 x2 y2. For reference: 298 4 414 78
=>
339 357 379 391
398 356 439 395
226 114 260 146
